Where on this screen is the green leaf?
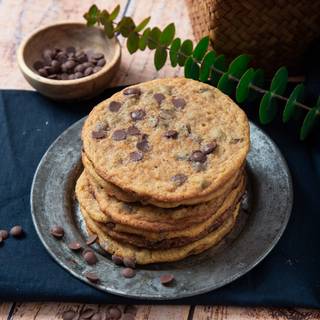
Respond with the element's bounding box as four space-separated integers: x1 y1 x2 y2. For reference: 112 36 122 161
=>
117 17 135 37
270 66 288 95
178 40 193 66
104 20 114 38
109 5 120 21
139 28 150 50
135 17 151 32
193 36 210 62
99 10 109 25
148 27 161 49
154 47 167 70
84 4 99 26
169 38 181 67
211 54 227 85
217 73 233 96
259 91 277 124
248 68 264 101
283 83 304 123
236 68 255 103
228 54 251 78
159 23 175 46
184 57 200 80
300 104 319 140
199 51 216 82
127 32 139 54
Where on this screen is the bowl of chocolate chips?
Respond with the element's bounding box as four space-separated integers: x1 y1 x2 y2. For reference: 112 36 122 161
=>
17 22 121 101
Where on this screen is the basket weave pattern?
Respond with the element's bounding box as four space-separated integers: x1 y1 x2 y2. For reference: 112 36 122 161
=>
186 0 320 74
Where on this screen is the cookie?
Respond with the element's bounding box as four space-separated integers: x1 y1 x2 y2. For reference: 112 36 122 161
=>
82 78 249 206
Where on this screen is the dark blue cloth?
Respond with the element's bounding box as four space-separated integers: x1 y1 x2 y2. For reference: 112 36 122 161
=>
0 88 319 307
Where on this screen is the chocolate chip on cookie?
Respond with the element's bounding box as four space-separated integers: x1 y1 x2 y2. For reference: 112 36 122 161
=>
130 109 146 121
112 254 124 265
136 139 150 152
109 101 122 112
172 97 186 109
171 174 188 186
123 87 141 96
153 93 165 105
112 129 127 141
164 130 178 139
130 151 144 161
189 150 207 163
202 141 217 154
127 126 141 136
91 129 107 139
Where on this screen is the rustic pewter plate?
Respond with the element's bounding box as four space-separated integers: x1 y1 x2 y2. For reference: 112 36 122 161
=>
30 118 293 300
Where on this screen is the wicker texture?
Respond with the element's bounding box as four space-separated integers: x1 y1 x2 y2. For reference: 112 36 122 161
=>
186 0 320 74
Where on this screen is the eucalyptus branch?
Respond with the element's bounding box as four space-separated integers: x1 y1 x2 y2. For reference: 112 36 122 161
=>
84 4 319 140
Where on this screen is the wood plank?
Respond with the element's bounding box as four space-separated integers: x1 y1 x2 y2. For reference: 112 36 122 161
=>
192 306 320 320
0 303 13 320
135 305 190 320
0 0 127 90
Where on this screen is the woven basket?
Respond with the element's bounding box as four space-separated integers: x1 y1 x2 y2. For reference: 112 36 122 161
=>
186 0 320 75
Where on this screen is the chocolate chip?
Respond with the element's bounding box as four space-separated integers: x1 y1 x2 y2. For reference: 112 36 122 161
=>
91 313 103 320
0 230 9 240
122 314 135 320
153 93 165 105
112 254 123 265
112 129 127 141
123 257 136 268
66 46 76 54
93 66 102 73
50 226 64 239
61 73 69 80
83 250 97 265
106 222 116 229
84 67 93 76
51 60 61 72
171 174 188 186
97 58 106 67
122 204 134 213
127 126 140 136
160 274 175 285
164 130 178 139
202 141 217 154
92 129 107 139
44 66 55 75
121 267 136 278
92 52 104 60
189 150 207 163
172 97 186 109
130 109 146 121
130 151 143 162
48 74 58 79
230 138 244 144
63 60 76 70
68 74 75 80
68 241 82 251
136 139 150 152
74 72 83 79
84 271 99 283
86 234 97 245
10 225 23 237
56 52 68 63
82 62 94 69
38 68 48 77
108 307 122 320
76 53 88 63
123 87 141 96
80 308 96 319
109 101 121 112
74 64 85 73
33 60 44 70
43 48 54 60
62 310 77 320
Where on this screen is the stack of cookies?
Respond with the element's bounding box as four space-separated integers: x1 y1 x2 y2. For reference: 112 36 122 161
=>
76 78 250 265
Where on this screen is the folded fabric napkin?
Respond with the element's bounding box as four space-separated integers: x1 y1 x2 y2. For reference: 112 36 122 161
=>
0 88 319 307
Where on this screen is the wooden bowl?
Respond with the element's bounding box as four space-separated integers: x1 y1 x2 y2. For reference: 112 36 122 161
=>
17 22 121 101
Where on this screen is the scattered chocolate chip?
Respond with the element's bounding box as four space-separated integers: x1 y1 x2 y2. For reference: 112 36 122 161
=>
136 139 150 152
130 109 146 121
0 230 9 240
122 314 135 320
202 141 217 154
50 226 64 239
171 174 188 186
80 308 96 319
172 97 186 109
83 250 97 265
123 87 141 96
127 126 140 136
108 307 122 320
92 129 107 139
68 241 82 251
130 151 143 162
91 313 103 320
33 60 44 70
164 130 178 139
92 52 104 60
62 310 77 320
84 271 99 283
153 93 165 105
189 150 207 163
10 225 23 237
112 254 123 265
97 58 106 67
109 101 122 112
160 274 175 285
86 234 98 245
112 129 127 141
123 257 136 268
121 267 136 279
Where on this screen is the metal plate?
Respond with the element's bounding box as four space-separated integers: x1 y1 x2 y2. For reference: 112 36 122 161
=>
31 119 293 300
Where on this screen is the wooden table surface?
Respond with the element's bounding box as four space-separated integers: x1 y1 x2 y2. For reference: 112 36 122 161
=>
0 0 318 319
